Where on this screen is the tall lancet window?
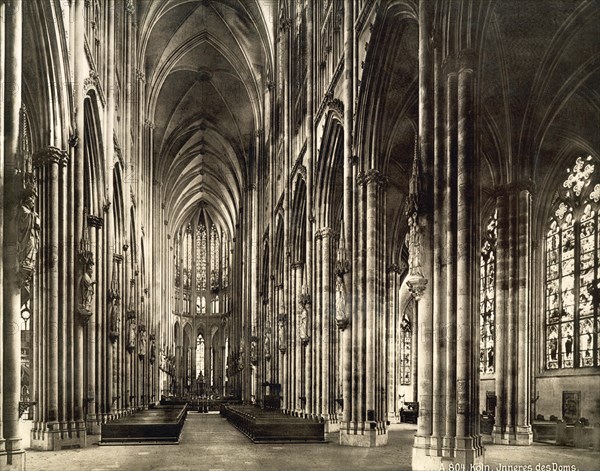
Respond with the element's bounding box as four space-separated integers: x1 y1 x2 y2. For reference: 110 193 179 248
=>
174 235 181 288
546 156 599 369
197 219 207 290
480 209 497 374
210 224 220 292
183 225 193 290
222 236 230 289
399 303 412 385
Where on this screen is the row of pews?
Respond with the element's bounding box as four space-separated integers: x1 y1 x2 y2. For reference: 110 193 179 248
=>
100 404 188 445
221 405 325 443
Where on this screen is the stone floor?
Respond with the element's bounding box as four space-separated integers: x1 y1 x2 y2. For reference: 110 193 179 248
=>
25 413 600 471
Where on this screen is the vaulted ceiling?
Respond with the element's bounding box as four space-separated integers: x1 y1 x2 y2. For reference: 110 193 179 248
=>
137 0 273 236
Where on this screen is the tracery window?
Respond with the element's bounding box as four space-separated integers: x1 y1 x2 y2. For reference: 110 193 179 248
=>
546 156 600 369
222 236 230 289
183 225 192 290
196 220 207 289
480 209 497 374
399 305 412 385
196 334 205 380
210 225 220 292
174 235 181 288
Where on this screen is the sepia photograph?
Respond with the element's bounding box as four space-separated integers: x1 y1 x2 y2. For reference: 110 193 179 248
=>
0 0 599 470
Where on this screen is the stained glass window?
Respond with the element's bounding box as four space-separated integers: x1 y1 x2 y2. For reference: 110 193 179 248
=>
399 305 412 385
210 225 220 292
196 334 205 380
546 156 599 369
222 236 230 289
480 209 497 374
174 235 180 287
197 221 207 289
183 225 192 290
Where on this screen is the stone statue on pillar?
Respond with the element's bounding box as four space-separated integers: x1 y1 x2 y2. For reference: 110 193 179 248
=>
17 106 40 300
298 282 311 344
138 326 147 359
405 139 428 300
334 230 350 330
239 338 245 370
81 262 96 312
264 331 271 361
277 314 287 353
17 194 40 274
17 192 40 301
250 336 258 365
127 319 137 354
109 295 121 343
149 334 156 364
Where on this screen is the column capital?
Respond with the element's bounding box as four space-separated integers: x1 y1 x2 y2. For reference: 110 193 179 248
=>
135 68 145 83
457 48 477 72
442 54 457 75
33 146 67 169
364 168 388 188
509 178 536 195
87 214 104 229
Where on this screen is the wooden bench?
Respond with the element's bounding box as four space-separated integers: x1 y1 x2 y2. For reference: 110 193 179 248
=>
100 404 187 445
222 405 325 443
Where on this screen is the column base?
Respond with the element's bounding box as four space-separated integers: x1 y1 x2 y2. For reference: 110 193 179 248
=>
86 419 101 435
492 425 532 445
324 419 340 433
0 450 25 471
339 422 388 447
412 436 485 471
515 426 533 445
31 422 87 450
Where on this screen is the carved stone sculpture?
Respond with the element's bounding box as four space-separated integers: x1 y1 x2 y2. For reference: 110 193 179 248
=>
80 263 96 312
138 326 148 358
127 319 137 353
335 274 348 329
17 194 40 274
109 295 121 343
278 315 287 353
299 304 309 343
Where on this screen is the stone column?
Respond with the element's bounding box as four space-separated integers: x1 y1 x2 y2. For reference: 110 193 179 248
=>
430 37 446 455
340 170 388 447
293 262 303 413
31 147 80 451
87 215 103 433
321 228 333 428
493 182 533 445
411 1 435 465
73 0 86 435
314 230 322 418
341 0 354 435
2 1 25 467
516 185 533 444
443 54 458 457
0 0 6 457
493 189 508 443
454 48 483 463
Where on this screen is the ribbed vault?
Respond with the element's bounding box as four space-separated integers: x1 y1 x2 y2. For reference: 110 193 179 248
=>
139 0 273 236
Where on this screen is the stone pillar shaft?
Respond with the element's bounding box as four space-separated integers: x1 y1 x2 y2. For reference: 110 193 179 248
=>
455 54 476 444
2 1 24 464
516 189 532 443
443 57 458 455
431 43 446 453
341 0 354 428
